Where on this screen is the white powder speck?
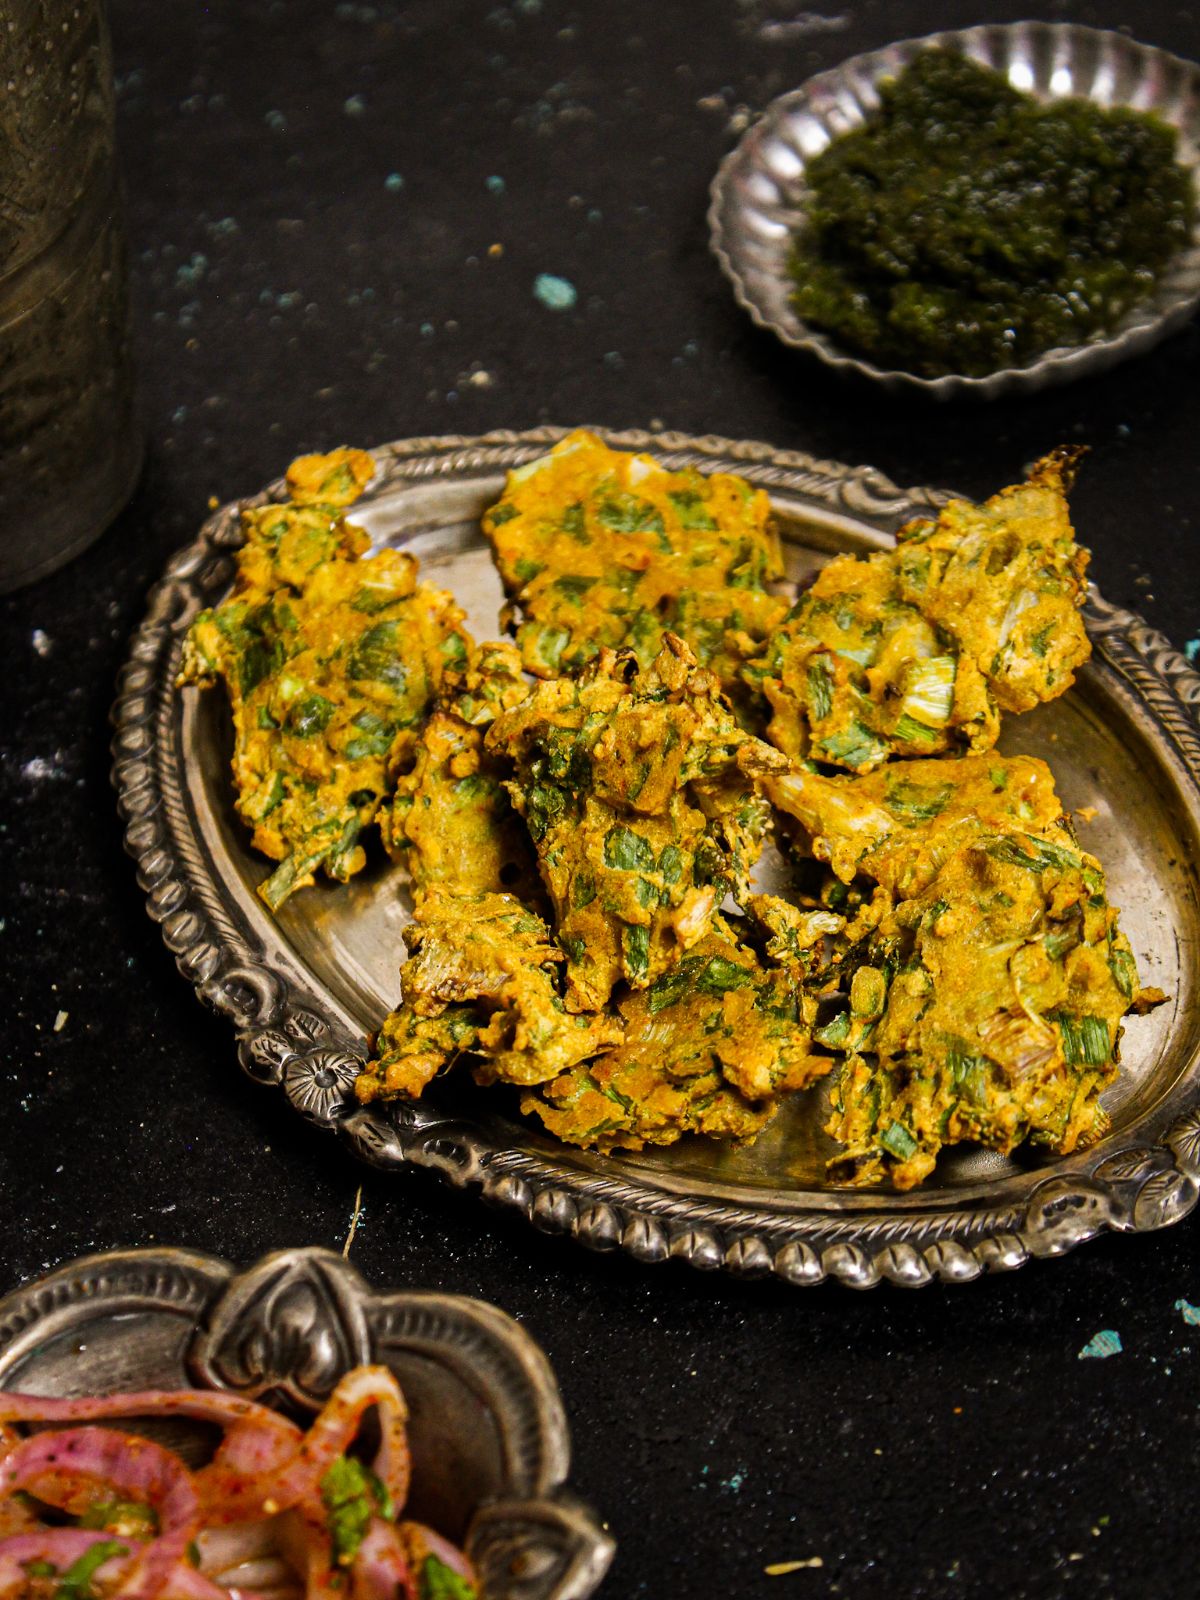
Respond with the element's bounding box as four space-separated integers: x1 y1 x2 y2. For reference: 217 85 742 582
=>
22 755 67 782
32 629 51 656
759 13 849 42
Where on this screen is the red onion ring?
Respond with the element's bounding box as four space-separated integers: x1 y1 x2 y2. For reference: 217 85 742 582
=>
350 1519 416 1600
0 1427 198 1598
0 1529 137 1598
0 1367 472 1598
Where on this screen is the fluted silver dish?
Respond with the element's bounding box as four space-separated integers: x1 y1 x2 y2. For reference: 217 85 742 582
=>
709 22 1200 400
112 427 1200 1288
0 1247 614 1600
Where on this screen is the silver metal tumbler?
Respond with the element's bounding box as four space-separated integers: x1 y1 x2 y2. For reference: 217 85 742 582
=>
0 0 141 592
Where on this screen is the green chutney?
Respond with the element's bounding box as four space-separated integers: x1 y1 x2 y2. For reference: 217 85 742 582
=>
788 50 1195 377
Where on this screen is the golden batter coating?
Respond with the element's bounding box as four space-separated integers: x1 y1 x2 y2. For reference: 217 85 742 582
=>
765 752 1164 1187
355 891 622 1105
481 430 787 714
284 447 375 506
385 641 542 903
752 450 1091 769
759 751 1067 889
523 931 825 1152
179 449 471 908
486 636 774 1011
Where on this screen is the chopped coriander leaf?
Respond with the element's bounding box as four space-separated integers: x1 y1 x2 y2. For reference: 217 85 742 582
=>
419 1553 478 1599
320 1455 394 1567
78 1499 159 1538
54 1541 129 1600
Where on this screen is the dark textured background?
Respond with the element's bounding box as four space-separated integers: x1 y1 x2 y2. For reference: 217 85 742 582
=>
3 2 1200 1595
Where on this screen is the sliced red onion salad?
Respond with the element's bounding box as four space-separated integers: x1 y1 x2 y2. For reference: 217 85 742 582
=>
0 1367 478 1600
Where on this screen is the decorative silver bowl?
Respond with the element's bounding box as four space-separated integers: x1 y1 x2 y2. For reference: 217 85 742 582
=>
0 1247 614 1600
709 22 1200 400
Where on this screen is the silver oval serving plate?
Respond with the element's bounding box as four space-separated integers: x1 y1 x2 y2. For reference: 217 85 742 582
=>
709 22 1200 400
0 1246 613 1600
113 428 1200 1288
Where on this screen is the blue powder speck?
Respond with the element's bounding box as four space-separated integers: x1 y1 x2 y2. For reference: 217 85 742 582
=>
1079 1329 1122 1360
721 1471 746 1492
533 273 577 311
344 94 367 116
1175 1297 1200 1326
384 172 405 192
486 174 506 195
420 322 435 337
1185 638 1199 664
175 252 208 289
265 109 286 131
587 207 602 223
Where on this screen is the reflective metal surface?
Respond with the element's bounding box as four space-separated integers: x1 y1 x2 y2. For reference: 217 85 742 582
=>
113 428 1200 1287
0 1246 613 1600
0 0 140 590
708 23 1200 401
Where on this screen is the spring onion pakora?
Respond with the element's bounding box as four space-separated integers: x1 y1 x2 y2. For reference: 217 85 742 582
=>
179 449 471 907
188 439 1164 1190
482 430 788 714
486 636 774 1011
752 450 1091 768
763 753 1165 1187
384 640 542 903
525 928 825 1151
355 891 622 1104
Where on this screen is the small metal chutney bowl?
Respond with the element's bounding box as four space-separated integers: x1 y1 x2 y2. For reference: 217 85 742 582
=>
708 22 1200 401
0 1247 614 1600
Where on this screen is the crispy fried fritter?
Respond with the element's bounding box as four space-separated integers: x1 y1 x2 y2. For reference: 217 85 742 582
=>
759 751 1066 888
355 891 622 1104
822 840 1161 1189
482 430 787 713
486 636 775 1011
179 449 470 907
752 451 1091 768
285 447 375 505
385 641 542 902
523 931 825 1151
765 752 1164 1187
744 892 848 988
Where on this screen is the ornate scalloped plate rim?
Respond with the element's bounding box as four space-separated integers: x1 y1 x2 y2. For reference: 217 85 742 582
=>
708 22 1200 400
112 426 1200 1289
0 1246 615 1600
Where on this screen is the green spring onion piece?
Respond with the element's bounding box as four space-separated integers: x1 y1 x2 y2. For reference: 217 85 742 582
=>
878 1120 919 1161
896 655 955 727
